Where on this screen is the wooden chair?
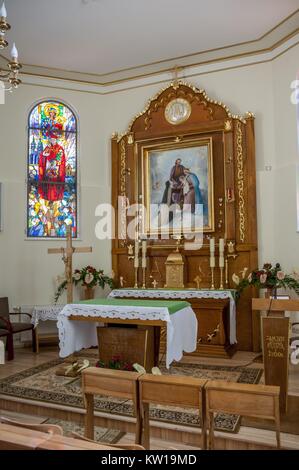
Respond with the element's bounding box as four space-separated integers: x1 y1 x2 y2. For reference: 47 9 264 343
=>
0 297 37 360
139 374 207 450
0 416 63 435
81 367 144 444
205 381 281 449
71 431 145 450
0 329 13 361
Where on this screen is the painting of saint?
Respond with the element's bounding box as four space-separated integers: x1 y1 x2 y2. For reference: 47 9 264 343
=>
143 141 214 234
38 104 66 202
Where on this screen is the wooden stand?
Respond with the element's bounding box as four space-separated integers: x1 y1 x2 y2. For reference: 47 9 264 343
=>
252 298 299 413
97 326 153 371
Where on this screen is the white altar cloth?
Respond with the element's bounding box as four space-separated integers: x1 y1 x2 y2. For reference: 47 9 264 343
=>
57 301 198 368
109 289 237 344
31 305 65 328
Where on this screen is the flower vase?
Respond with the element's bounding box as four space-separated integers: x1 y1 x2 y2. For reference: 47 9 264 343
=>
84 286 95 300
265 287 277 299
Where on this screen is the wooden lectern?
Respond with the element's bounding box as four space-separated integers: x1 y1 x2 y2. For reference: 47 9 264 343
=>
252 298 299 413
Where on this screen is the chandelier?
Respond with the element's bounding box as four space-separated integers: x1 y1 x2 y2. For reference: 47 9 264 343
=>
0 2 21 91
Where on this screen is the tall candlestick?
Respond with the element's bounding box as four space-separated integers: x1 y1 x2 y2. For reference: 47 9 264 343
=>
134 240 139 268
142 240 147 268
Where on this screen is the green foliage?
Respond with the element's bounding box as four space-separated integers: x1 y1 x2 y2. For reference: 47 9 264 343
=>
54 266 114 303
232 263 299 297
96 355 134 371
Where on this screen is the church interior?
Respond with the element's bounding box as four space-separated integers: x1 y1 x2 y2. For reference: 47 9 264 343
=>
0 0 299 453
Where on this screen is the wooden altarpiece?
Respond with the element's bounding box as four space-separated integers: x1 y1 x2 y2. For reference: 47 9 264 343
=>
111 82 258 352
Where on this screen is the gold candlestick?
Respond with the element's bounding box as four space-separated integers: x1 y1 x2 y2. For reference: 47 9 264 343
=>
134 267 138 288
220 267 224 289
225 258 229 287
210 267 215 290
142 267 146 289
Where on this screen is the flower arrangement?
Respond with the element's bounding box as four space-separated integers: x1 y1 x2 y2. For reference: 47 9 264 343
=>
96 355 134 371
232 263 299 297
54 265 114 303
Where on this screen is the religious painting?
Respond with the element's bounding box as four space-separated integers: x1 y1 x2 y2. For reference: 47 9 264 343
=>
142 139 214 235
27 101 78 238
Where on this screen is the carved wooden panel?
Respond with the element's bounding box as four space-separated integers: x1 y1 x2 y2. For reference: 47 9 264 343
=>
111 82 258 351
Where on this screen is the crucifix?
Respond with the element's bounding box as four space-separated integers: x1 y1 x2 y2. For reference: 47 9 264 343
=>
48 226 92 303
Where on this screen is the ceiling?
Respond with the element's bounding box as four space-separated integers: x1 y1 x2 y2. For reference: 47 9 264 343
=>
2 0 299 83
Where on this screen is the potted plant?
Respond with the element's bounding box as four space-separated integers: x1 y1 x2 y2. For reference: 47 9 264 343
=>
55 266 114 303
232 263 299 298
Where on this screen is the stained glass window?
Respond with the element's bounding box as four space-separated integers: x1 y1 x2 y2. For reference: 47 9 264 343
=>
27 101 78 238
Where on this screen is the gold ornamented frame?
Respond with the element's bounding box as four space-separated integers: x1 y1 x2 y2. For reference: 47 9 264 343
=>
141 137 214 236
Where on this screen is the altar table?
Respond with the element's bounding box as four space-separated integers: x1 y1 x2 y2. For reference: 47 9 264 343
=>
57 298 197 368
109 289 237 358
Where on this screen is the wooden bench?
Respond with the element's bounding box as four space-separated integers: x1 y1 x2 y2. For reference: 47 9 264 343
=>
81 367 143 444
0 422 123 450
139 374 207 449
205 381 280 449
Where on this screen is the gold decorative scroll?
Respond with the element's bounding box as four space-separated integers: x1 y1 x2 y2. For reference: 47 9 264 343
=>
120 139 126 196
236 122 245 242
119 139 127 247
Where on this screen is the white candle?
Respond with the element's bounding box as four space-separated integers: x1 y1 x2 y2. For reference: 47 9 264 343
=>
209 237 215 253
219 238 225 255
219 256 225 268
11 43 18 60
210 257 215 268
0 2 7 18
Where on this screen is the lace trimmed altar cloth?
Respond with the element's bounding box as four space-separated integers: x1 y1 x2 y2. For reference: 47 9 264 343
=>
57 298 198 368
109 288 237 344
31 305 65 328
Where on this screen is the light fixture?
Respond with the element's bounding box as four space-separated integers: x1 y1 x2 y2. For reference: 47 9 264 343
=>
0 2 21 91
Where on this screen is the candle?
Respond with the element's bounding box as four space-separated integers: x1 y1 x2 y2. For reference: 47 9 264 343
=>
209 237 215 253
219 238 225 268
210 257 215 268
134 240 139 268
0 2 7 18
209 237 215 268
219 238 225 255
11 43 18 60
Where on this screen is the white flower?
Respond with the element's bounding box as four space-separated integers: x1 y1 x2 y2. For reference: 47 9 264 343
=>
291 269 299 281
73 272 81 281
232 274 240 285
84 273 94 285
248 273 253 282
240 267 248 279
260 273 267 284
277 271 285 281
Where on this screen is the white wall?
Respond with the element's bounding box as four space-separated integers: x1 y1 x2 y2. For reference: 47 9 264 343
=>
0 44 298 307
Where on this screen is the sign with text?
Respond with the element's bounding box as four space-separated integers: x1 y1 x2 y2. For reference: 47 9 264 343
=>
262 316 289 412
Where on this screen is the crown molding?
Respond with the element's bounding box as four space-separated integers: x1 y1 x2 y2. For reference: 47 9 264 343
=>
1 8 296 87
18 32 299 96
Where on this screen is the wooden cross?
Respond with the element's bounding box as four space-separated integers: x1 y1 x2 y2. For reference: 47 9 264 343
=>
48 226 92 303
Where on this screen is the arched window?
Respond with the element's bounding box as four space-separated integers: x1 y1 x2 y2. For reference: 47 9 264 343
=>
27 101 78 238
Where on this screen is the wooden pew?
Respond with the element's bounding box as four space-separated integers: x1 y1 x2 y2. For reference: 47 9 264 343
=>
205 381 280 449
139 374 207 450
82 367 143 444
0 422 123 450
